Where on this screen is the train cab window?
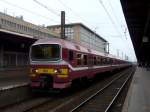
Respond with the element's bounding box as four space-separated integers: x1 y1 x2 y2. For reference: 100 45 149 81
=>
83 55 87 65
31 44 60 61
77 53 82 65
69 50 74 61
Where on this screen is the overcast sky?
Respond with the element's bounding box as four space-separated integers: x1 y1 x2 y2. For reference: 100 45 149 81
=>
0 0 137 61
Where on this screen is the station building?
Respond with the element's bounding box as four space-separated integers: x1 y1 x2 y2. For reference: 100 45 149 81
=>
0 12 59 69
0 12 58 39
47 23 108 54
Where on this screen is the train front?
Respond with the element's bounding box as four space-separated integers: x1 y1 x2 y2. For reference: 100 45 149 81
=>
29 42 71 91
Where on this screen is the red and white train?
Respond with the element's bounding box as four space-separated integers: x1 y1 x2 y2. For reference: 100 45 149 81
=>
29 37 131 90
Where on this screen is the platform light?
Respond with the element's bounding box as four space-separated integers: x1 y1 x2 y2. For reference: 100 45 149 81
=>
142 36 149 43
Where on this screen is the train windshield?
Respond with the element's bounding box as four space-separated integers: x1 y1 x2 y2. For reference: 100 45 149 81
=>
31 44 61 61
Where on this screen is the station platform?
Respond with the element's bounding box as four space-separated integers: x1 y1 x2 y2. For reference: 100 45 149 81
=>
122 67 150 112
0 67 29 91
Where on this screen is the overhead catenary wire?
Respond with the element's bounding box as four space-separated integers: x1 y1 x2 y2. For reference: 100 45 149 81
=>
98 0 129 42
57 0 89 24
0 0 59 23
33 0 71 23
98 0 123 38
33 0 60 17
98 0 130 59
58 0 100 32
108 0 128 40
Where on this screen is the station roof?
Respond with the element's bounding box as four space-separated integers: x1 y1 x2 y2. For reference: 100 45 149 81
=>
120 0 150 63
0 28 36 44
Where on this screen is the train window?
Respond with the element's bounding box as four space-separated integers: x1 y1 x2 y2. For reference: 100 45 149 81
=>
89 55 94 65
102 58 106 64
87 55 91 65
107 58 109 64
99 57 102 65
109 59 112 64
94 57 96 65
97 57 100 65
104 58 107 64
69 50 74 61
100 57 102 64
83 55 87 65
97 57 99 65
77 53 82 65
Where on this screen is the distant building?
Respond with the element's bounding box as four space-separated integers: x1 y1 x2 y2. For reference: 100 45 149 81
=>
0 12 60 68
0 12 59 39
47 23 108 53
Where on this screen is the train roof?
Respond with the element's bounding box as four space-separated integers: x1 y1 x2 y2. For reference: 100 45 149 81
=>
32 38 128 61
33 38 106 56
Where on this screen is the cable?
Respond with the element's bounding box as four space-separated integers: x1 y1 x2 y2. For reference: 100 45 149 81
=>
0 0 58 23
57 0 87 23
98 0 129 46
33 0 60 17
98 0 129 55
98 0 122 37
59 0 98 30
108 0 128 40
33 0 71 23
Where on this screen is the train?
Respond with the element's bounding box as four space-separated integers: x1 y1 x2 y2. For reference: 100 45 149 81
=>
29 37 131 90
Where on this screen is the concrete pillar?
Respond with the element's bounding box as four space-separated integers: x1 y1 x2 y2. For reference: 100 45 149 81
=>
74 25 80 44
0 44 4 68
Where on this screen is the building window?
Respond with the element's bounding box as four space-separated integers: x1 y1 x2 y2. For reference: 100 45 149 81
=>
65 27 74 39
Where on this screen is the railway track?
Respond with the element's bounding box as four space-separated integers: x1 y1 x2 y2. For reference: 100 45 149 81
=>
71 68 135 112
53 67 135 112
1 96 54 112
1 67 135 112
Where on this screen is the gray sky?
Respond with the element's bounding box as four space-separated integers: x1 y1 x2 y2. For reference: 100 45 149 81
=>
0 0 137 61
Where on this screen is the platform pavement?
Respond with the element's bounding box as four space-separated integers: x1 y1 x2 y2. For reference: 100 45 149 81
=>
122 67 150 112
0 67 33 108
0 67 30 90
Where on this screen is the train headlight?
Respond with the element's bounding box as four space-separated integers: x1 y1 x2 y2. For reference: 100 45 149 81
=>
53 68 69 74
35 69 39 73
54 69 59 74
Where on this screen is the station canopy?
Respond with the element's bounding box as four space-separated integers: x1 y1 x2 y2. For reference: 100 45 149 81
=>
120 0 150 64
